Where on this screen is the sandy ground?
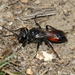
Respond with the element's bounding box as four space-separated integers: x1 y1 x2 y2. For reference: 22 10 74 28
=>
0 0 75 75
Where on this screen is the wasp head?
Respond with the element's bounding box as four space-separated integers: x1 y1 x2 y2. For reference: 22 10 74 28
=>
18 27 28 43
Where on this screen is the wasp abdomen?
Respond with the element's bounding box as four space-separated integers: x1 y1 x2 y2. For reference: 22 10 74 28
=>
47 30 67 43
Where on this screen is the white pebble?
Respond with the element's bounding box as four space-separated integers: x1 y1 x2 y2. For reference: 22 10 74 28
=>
36 51 56 61
9 22 13 25
26 68 33 75
0 26 2 30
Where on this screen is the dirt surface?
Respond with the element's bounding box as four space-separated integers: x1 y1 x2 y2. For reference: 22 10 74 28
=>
0 0 75 75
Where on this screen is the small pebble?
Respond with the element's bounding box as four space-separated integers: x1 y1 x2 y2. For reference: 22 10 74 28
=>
72 60 75 64
26 68 33 75
63 10 69 16
35 0 40 4
70 46 75 50
21 0 28 3
58 59 65 64
9 22 13 25
36 51 56 61
0 26 2 30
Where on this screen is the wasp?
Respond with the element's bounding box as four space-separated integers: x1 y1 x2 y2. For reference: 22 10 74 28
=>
1 18 67 59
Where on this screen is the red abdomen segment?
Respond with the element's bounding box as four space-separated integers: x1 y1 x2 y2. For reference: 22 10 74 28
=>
48 37 59 42
47 30 67 43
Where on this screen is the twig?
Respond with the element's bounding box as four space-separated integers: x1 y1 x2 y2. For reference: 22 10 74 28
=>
40 69 48 75
22 8 56 20
2 68 16 75
68 0 75 7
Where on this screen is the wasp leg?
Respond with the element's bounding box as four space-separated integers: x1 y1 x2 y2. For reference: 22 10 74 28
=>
44 39 61 60
34 16 41 29
22 40 28 47
2 34 16 37
37 42 42 51
46 25 57 31
33 42 42 59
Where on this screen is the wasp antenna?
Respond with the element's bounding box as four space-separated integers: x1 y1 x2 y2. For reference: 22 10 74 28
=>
1 26 19 37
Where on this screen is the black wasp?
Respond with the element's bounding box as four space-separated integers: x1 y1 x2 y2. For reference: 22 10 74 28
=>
1 17 67 59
